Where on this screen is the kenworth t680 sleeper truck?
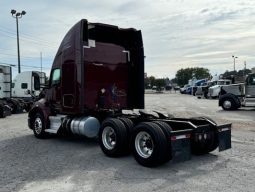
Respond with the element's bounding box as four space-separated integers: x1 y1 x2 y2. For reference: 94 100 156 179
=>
28 19 231 167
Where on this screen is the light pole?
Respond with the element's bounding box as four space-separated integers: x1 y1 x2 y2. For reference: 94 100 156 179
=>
11 9 26 73
232 55 238 72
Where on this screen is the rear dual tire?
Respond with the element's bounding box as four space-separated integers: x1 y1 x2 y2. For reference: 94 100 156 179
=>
132 122 171 167
99 119 172 167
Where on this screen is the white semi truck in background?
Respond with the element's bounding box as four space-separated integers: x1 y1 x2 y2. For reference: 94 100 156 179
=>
0 65 46 117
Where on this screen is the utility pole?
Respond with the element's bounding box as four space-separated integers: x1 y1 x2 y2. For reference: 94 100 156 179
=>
11 9 26 73
243 61 246 76
232 55 238 72
40 52 42 73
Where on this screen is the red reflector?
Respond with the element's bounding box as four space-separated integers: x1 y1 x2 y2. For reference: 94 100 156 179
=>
170 134 191 141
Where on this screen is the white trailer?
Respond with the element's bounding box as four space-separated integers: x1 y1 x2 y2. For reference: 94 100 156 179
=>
0 65 11 98
0 65 12 117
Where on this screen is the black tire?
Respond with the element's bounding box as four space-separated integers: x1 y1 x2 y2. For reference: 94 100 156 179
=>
24 104 31 112
132 122 169 167
32 112 48 139
99 118 129 157
222 98 237 110
153 121 173 162
119 117 134 135
118 117 134 150
7 101 17 114
0 105 6 118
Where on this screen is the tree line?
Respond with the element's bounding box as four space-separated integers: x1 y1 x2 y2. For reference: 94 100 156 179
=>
145 67 251 88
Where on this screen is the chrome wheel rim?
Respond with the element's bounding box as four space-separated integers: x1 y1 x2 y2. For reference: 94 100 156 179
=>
135 131 154 158
102 126 116 150
223 100 232 109
34 117 42 134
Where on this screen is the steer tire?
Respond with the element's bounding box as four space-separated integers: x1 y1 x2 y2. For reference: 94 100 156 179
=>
222 97 238 111
99 118 129 157
222 98 237 111
132 122 169 167
32 113 48 139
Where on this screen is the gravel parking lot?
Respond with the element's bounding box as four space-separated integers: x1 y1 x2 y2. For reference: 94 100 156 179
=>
0 92 255 192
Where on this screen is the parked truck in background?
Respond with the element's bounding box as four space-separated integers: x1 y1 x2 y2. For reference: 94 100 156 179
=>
0 65 12 117
12 71 46 111
196 81 217 98
0 64 46 116
219 69 255 110
208 79 232 98
191 79 207 96
28 19 231 167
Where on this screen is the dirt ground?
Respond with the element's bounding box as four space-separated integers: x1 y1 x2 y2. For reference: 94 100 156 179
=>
0 92 254 192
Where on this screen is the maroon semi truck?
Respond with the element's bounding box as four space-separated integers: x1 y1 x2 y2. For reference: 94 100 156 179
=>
28 19 231 167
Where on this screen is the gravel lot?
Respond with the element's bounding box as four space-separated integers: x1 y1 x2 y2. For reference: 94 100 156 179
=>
0 92 254 192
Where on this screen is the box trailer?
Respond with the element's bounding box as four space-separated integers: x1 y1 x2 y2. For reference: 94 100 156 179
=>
28 19 231 167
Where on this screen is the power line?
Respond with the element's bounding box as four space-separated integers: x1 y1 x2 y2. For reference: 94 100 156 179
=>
0 61 51 69
19 65 51 69
0 52 41 59
0 25 59 45
0 29 57 50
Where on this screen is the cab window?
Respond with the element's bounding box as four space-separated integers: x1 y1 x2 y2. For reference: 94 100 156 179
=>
51 69 61 86
21 83 28 89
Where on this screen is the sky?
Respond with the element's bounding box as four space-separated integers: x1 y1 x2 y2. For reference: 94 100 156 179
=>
1 0 255 79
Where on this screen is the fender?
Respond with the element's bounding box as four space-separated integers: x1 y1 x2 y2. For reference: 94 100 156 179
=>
219 93 241 107
28 98 51 129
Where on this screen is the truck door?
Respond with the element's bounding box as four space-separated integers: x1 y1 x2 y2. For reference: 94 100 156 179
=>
32 72 41 96
246 74 255 97
47 68 61 111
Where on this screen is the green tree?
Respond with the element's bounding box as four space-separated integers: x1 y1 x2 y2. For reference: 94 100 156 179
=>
154 78 166 88
144 76 156 88
175 67 210 87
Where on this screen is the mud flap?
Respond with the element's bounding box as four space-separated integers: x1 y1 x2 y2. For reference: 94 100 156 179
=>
217 124 232 151
170 129 192 163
